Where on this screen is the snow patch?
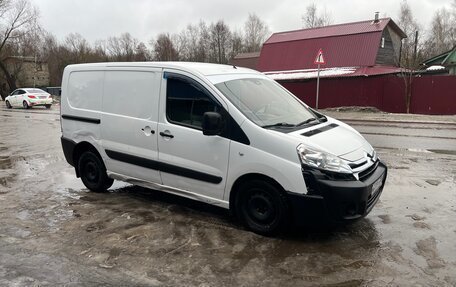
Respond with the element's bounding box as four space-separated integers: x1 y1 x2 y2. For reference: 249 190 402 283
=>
426 65 445 71
265 67 357 80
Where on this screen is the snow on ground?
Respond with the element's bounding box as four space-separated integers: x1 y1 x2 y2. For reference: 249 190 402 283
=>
426 65 445 71
265 67 357 80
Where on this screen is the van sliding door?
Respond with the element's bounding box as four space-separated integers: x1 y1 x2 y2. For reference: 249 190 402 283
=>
101 69 162 184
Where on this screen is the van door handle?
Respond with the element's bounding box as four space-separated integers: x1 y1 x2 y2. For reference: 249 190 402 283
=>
159 131 174 138
141 126 155 136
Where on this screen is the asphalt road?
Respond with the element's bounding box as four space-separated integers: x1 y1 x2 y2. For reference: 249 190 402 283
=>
0 106 455 286
344 119 456 153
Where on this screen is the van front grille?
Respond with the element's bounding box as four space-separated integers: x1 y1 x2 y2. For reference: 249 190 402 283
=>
358 161 379 181
349 160 367 170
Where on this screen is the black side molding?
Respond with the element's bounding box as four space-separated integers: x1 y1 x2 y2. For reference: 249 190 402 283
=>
62 114 101 124
301 123 338 137
61 137 77 167
105 149 223 184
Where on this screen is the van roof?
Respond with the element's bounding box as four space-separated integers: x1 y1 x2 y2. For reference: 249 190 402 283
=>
65 62 260 77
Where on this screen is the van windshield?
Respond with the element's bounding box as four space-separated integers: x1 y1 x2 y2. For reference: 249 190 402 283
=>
215 78 318 129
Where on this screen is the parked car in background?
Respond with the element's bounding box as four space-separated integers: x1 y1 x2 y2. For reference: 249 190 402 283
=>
5 88 53 109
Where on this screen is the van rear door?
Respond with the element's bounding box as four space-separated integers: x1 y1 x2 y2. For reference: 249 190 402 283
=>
101 68 162 184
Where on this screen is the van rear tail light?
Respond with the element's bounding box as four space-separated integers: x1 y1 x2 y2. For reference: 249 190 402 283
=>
28 95 36 99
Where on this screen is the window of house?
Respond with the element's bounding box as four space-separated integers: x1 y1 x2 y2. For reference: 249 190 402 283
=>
166 76 221 129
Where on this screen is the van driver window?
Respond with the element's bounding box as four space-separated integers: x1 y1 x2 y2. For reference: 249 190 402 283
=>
166 77 220 129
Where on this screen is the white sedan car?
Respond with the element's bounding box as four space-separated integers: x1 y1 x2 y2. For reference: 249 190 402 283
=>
5 88 53 109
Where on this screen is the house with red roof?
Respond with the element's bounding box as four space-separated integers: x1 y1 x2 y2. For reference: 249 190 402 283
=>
230 15 456 114
259 15 406 78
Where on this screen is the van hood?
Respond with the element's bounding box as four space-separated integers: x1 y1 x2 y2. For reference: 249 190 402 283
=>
286 119 373 162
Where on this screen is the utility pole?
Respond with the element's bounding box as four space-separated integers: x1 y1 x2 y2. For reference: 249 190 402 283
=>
316 63 321 109
413 30 419 65
314 49 325 109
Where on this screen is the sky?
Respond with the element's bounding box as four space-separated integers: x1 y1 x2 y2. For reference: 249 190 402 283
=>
30 0 454 44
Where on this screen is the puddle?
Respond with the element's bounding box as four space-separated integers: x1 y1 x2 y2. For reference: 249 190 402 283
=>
0 177 9 187
0 156 12 169
428 149 456 156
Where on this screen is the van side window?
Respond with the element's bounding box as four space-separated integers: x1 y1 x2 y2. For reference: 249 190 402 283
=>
167 77 220 129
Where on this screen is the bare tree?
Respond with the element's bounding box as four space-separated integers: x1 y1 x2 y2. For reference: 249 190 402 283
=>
397 0 422 114
302 3 332 28
398 0 421 68
107 33 141 61
209 20 232 64
93 39 109 61
0 0 39 93
134 42 150 61
40 32 67 86
230 30 244 60
64 33 93 63
243 14 270 52
197 21 211 62
153 33 179 61
424 8 456 58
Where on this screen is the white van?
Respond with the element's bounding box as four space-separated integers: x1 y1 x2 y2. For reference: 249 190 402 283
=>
60 62 387 235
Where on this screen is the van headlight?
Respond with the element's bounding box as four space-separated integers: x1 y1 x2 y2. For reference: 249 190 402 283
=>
297 144 352 173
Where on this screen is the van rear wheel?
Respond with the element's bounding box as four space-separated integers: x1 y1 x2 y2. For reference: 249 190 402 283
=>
236 179 290 236
78 151 113 192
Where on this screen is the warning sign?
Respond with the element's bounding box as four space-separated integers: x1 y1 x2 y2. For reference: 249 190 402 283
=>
314 49 325 65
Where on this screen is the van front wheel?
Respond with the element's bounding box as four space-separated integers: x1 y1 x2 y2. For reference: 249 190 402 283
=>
78 151 113 192
236 180 290 236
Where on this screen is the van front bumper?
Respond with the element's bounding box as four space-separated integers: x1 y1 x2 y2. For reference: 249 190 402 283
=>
288 161 387 225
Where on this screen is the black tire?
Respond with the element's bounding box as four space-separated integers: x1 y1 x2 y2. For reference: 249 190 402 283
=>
23 101 30 109
78 151 113 192
235 179 290 236
5 101 12 109
45 104 51 109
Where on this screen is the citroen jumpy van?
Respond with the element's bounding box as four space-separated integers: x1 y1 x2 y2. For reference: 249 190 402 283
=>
60 62 387 235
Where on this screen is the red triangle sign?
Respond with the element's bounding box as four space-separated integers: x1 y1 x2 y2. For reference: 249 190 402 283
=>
314 49 325 65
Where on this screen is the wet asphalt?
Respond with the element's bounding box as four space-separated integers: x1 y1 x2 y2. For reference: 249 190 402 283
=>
0 106 455 286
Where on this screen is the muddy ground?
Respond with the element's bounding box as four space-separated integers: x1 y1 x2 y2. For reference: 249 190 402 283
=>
0 107 455 286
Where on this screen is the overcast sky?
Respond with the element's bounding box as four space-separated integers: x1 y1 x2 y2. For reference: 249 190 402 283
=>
30 0 454 44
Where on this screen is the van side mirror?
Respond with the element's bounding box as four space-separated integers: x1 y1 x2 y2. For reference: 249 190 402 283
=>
202 112 223 136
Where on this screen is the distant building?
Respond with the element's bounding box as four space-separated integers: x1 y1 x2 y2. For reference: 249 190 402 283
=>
421 46 456 75
258 16 406 77
227 16 455 114
230 52 260 70
2 56 50 88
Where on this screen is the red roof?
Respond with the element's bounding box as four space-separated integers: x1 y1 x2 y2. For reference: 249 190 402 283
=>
258 18 405 72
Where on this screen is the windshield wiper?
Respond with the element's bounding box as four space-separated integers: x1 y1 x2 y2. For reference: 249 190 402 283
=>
294 117 319 127
262 122 295 129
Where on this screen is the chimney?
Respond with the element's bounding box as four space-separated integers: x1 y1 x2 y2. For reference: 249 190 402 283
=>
374 12 380 23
